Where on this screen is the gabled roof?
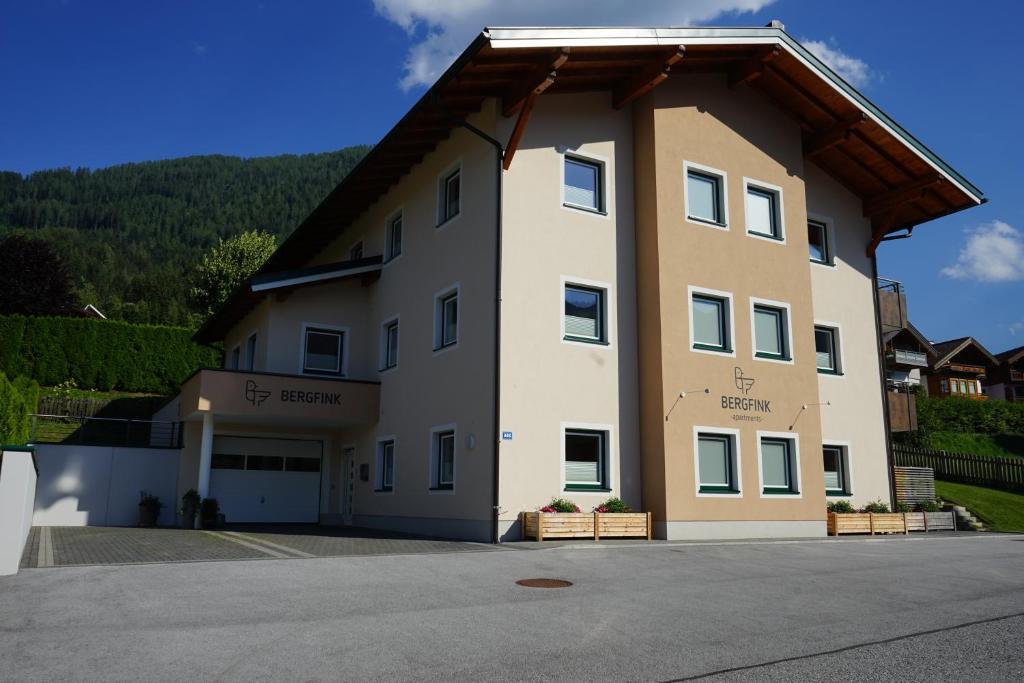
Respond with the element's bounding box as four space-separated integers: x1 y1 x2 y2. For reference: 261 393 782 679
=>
884 321 937 357
196 24 985 343
931 336 999 369
996 344 1024 365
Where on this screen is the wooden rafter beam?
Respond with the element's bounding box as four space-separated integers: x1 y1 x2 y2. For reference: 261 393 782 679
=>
765 62 840 120
728 46 781 88
867 211 896 257
612 46 686 109
803 112 868 157
502 48 571 117
502 91 539 170
863 173 943 218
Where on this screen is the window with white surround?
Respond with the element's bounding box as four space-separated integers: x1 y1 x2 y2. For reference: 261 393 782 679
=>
808 219 832 264
245 333 257 371
564 428 608 491
760 435 799 495
303 326 344 376
823 444 850 496
696 431 740 494
386 213 402 261
690 289 733 353
563 284 606 343
745 179 783 241
439 167 460 225
563 155 604 212
228 345 240 370
685 163 727 227
431 428 455 490
753 302 791 361
815 325 841 374
433 286 459 350
349 241 364 261
381 318 399 370
376 439 395 492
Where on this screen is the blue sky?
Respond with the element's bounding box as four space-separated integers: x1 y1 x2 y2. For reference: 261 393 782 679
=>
2 0 1022 352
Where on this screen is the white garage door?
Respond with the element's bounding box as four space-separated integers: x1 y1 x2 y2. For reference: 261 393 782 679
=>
210 436 323 523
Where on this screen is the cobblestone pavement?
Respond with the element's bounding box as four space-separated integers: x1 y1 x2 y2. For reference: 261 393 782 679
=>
19 524 500 568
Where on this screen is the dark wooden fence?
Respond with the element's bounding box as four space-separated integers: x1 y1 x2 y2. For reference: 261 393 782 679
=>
893 466 936 505
893 446 1024 492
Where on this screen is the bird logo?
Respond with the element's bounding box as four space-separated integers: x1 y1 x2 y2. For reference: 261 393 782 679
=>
734 367 755 395
245 379 271 407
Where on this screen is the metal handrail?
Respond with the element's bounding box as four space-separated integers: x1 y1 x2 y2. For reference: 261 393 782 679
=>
28 414 183 449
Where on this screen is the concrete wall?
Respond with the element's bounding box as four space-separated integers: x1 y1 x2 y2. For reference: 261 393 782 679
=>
33 444 179 527
0 448 37 576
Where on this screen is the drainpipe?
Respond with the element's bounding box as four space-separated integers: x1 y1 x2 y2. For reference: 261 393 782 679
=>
456 119 505 544
871 256 898 509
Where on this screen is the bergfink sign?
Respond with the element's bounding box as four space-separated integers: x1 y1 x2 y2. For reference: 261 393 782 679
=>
721 367 771 422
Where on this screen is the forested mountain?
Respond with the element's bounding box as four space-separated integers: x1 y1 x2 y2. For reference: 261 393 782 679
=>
0 146 370 326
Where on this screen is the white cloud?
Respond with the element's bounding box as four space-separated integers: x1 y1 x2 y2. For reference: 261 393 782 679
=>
192 41 208 56
941 220 1024 283
1009 321 1024 336
373 0 777 90
800 38 873 88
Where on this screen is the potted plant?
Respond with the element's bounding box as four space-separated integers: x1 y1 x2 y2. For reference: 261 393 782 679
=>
180 489 200 529
199 498 220 529
592 497 651 540
524 498 589 540
138 493 163 528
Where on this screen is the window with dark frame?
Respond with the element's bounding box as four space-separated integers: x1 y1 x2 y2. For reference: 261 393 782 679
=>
692 293 731 352
564 429 607 491
815 326 840 374
697 433 738 493
761 437 798 494
440 169 460 224
245 333 257 371
378 440 395 491
382 320 399 370
303 328 344 375
563 156 603 212
434 430 455 490
808 220 831 264
564 285 606 343
746 185 781 239
753 305 789 360
229 346 240 370
823 445 848 495
386 214 403 260
687 169 724 225
436 291 458 350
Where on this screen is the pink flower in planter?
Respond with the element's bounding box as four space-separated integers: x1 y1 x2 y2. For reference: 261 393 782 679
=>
540 506 556 513
595 505 609 513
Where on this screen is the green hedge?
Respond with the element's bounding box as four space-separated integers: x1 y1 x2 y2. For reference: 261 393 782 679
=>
916 395 1024 435
0 372 40 444
0 315 220 394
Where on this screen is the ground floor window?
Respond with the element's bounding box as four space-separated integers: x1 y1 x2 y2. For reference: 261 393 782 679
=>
564 428 608 491
760 436 799 495
431 428 455 490
376 440 395 491
822 445 849 496
696 431 739 494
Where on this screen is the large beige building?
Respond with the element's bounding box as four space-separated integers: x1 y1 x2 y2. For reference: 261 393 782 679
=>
172 25 983 541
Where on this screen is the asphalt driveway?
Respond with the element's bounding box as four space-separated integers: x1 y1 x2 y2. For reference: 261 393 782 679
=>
3 534 1023 681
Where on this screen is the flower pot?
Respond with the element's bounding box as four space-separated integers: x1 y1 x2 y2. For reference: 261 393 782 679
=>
138 503 159 528
181 501 198 529
523 511 652 541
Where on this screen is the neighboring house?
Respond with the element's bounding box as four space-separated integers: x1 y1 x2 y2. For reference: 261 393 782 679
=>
81 304 106 319
926 337 998 400
162 24 983 542
986 345 1024 402
876 278 934 431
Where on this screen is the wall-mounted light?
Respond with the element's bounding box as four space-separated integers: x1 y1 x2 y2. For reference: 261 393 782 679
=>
787 401 831 431
665 388 710 422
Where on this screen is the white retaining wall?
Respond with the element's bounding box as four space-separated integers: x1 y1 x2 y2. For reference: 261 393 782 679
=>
32 444 180 527
0 448 38 576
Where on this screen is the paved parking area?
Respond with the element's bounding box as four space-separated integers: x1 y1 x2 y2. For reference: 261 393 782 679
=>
19 524 498 568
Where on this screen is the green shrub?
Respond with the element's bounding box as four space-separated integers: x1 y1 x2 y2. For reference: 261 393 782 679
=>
895 502 912 512
0 315 220 394
594 497 632 513
0 372 40 444
826 500 855 513
916 395 1024 435
914 499 942 512
540 497 581 513
860 499 891 513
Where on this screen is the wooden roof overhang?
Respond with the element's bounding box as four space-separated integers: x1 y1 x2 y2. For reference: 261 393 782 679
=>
196 26 984 343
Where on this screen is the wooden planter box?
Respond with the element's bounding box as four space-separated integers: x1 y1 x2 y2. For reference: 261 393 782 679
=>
523 511 652 541
829 511 957 536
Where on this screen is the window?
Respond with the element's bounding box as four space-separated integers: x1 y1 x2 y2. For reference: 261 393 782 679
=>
808 220 832 264
432 429 455 490
753 304 790 361
303 327 344 376
696 432 739 494
228 346 240 370
434 287 459 350
285 457 321 473
563 156 604 212
247 455 284 471
685 165 726 226
211 453 244 470
967 381 977 395
381 319 399 370
386 214 403 261
815 325 841 374
745 182 782 240
376 440 395 491
691 292 732 353
940 379 949 394
564 284 606 343
760 437 799 495
245 333 257 371
823 445 849 496
349 241 364 261
439 168 460 224
564 429 608 491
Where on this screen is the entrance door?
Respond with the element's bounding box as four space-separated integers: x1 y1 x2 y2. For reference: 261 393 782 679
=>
342 446 355 524
210 436 323 523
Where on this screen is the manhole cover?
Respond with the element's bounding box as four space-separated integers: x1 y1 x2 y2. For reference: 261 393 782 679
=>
515 578 573 588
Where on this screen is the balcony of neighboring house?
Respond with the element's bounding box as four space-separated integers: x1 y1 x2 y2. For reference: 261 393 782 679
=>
887 348 929 368
885 378 918 432
876 277 908 334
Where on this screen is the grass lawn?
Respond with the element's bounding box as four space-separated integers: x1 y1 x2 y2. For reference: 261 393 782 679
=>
922 432 1024 459
935 481 1024 532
